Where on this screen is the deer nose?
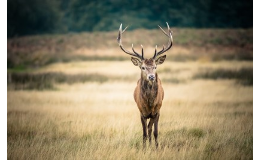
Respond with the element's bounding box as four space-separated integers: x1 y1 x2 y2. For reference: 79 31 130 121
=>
149 75 155 81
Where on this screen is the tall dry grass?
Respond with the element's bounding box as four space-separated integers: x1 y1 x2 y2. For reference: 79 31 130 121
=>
7 28 253 159
8 60 252 159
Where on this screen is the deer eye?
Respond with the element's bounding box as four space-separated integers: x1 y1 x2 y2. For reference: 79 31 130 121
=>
154 66 157 69
141 67 145 70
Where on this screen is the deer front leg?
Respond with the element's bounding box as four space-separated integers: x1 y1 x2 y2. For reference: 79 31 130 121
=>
154 113 160 148
148 118 155 145
141 115 147 148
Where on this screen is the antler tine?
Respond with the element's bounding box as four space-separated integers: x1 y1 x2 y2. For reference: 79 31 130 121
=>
117 24 144 60
141 45 144 59
166 22 173 42
153 45 165 59
132 44 143 58
166 22 170 30
153 45 157 59
153 22 173 59
122 25 128 33
158 25 169 37
117 24 122 44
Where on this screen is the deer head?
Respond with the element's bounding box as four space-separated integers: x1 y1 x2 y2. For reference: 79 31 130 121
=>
117 22 173 82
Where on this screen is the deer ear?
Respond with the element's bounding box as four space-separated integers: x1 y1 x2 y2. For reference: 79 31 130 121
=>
155 55 166 65
131 57 142 66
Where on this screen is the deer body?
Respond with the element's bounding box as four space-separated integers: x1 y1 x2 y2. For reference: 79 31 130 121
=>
117 22 173 148
134 73 164 118
134 72 164 147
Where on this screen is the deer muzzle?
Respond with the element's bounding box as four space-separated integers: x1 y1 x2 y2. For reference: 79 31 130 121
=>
148 74 155 81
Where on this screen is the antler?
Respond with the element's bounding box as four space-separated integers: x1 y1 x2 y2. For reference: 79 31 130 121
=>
153 22 173 59
117 24 144 60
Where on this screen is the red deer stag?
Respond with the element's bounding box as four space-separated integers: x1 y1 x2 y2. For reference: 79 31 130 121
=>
117 22 173 148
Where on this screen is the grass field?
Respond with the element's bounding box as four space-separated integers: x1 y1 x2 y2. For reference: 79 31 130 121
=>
7 29 253 159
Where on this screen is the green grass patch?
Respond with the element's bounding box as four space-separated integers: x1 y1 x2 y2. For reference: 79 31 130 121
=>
165 128 205 139
188 128 205 138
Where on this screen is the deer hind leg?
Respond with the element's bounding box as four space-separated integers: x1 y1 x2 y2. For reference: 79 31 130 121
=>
154 113 160 148
141 115 147 148
148 118 155 145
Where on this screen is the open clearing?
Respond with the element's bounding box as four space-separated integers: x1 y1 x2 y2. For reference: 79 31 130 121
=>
8 60 252 160
7 29 252 159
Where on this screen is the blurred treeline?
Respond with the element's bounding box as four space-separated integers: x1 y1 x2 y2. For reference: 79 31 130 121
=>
7 0 252 37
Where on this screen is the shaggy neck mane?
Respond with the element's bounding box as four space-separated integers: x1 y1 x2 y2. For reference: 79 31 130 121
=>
140 73 158 108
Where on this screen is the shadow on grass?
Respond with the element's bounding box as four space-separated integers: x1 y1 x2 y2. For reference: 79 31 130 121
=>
7 70 185 90
193 68 253 86
8 53 253 71
7 72 112 90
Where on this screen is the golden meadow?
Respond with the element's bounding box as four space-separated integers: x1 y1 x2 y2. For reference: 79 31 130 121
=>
7 28 252 159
